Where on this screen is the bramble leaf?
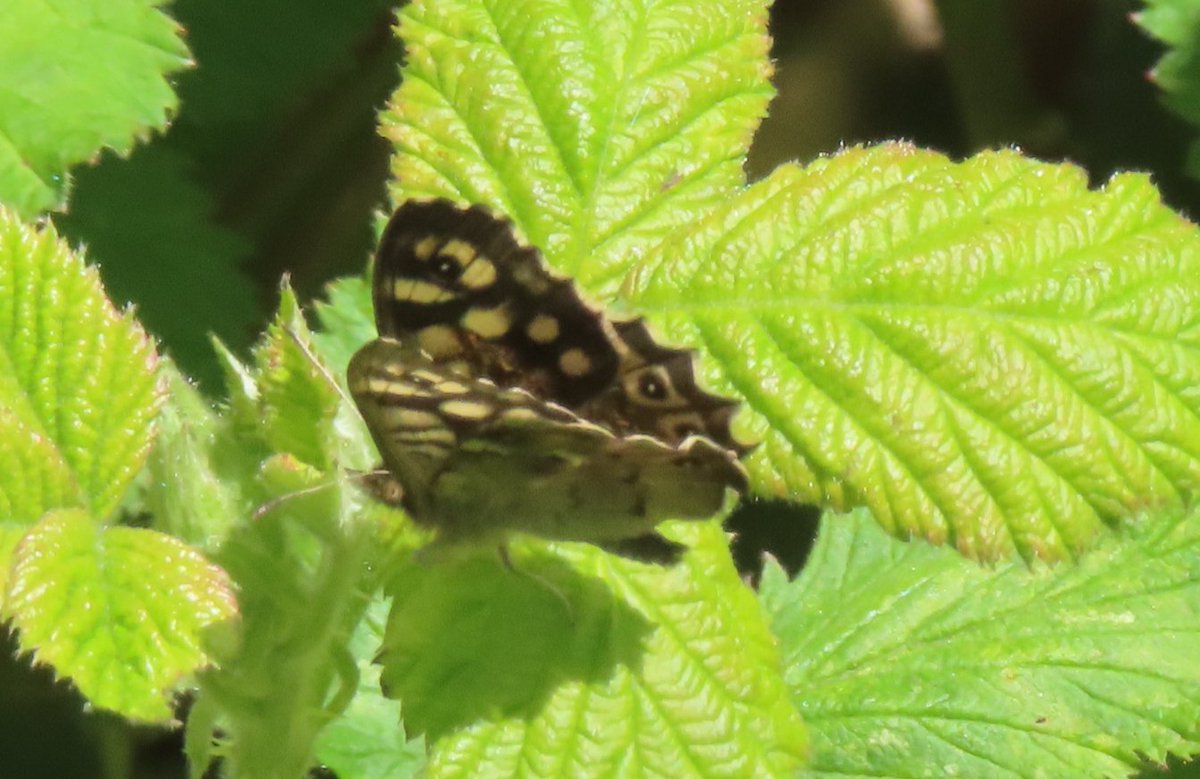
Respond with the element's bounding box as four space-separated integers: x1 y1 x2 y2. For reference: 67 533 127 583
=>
4 509 236 723
312 274 377 379
0 208 162 524
143 361 246 552
254 285 346 472
1138 0 1200 178
0 0 189 216
628 144 1200 561
383 0 773 290
190 288 398 779
378 524 807 778
762 507 1200 778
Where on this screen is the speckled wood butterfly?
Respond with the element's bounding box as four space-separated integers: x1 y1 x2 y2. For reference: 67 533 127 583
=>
348 200 748 563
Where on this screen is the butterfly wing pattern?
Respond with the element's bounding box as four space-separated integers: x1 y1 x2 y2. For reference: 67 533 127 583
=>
348 199 748 563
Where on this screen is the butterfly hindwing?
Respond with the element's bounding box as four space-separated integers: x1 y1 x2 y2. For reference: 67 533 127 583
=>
349 337 745 550
581 318 748 454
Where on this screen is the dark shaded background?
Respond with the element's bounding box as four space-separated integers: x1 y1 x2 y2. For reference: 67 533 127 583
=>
6 1 1198 777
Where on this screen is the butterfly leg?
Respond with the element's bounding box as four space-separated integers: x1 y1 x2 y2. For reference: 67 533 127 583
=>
410 536 466 567
497 545 575 625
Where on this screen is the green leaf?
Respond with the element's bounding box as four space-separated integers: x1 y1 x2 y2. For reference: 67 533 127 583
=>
312 274 378 380
1137 0 1200 177
142 361 246 552
3 509 237 723
190 287 400 779
379 524 807 778
383 0 773 289
627 144 1200 562
314 594 427 779
761 506 1200 778
197 469 391 779
0 208 163 523
248 282 377 479
0 0 190 216
0 525 24 609
254 284 345 471
211 335 266 445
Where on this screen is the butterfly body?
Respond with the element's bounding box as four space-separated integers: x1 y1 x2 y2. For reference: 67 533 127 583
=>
349 200 748 563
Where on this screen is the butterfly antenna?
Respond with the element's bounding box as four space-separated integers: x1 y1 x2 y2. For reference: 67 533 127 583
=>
252 468 393 521
244 325 380 521
281 323 361 415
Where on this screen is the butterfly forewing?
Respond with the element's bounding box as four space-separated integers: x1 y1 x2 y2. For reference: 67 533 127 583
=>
373 200 619 406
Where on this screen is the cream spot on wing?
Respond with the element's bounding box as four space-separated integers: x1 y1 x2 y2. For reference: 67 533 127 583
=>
413 236 440 261
401 279 455 304
392 409 443 429
417 325 464 359
461 305 511 338
558 348 592 377
390 278 418 302
512 262 551 294
395 426 456 445
526 314 560 344
439 399 494 420
409 369 444 385
365 377 431 398
458 256 497 290
440 238 477 266
500 407 540 422
434 379 470 395
444 359 473 378
377 360 409 378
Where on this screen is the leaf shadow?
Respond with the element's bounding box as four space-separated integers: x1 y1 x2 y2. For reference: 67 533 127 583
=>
378 548 655 742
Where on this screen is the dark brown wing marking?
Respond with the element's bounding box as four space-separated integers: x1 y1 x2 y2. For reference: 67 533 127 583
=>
373 200 620 406
373 200 748 453
580 318 748 454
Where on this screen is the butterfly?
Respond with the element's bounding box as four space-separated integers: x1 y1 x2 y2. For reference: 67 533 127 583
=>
348 199 748 563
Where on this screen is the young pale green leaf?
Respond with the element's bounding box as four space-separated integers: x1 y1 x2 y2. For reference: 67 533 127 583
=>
0 0 189 216
0 525 24 610
761 506 1200 778
143 361 248 552
626 143 1200 562
379 523 807 778
0 208 163 523
1137 1 1200 177
312 274 377 379
3 509 237 723
254 284 345 471
383 0 773 289
314 593 427 779
250 283 377 483
211 335 265 444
